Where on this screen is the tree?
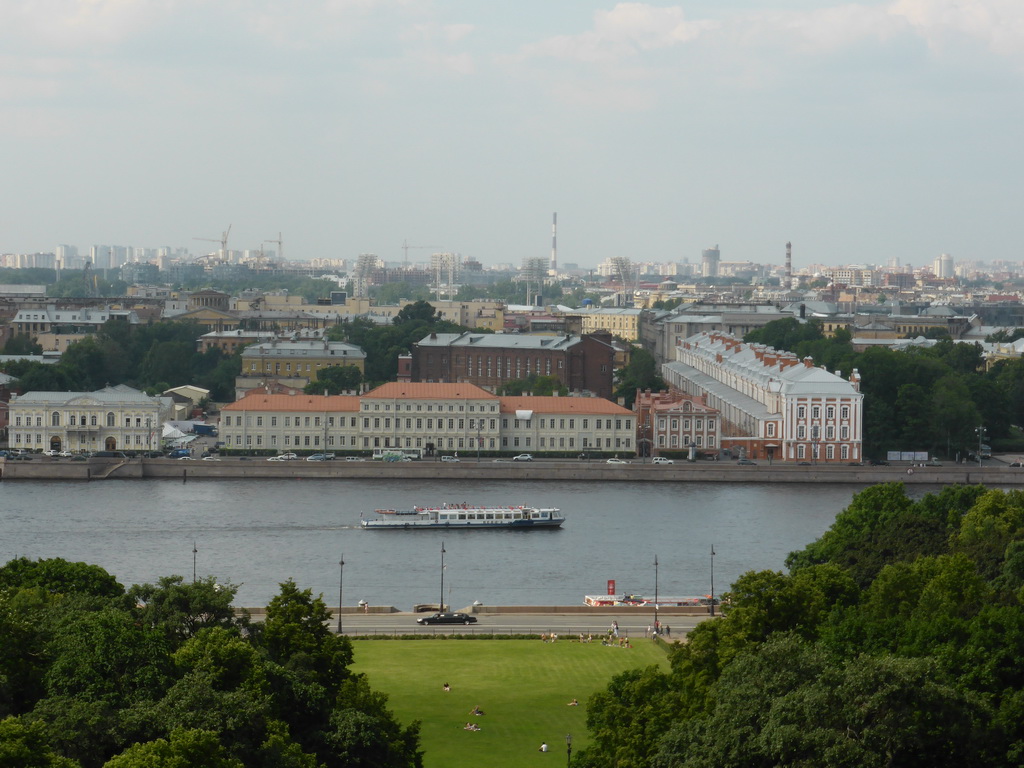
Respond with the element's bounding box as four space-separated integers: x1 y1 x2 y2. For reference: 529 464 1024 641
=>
127 577 244 649
0 715 80 768
0 558 123 599
2 334 42 356
304 366 362 395
102 729 243 768
392 301 441 326
614 347 666 408
496 374 567 397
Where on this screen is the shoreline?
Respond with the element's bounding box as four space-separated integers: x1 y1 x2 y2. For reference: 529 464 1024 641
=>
2 457 1021 485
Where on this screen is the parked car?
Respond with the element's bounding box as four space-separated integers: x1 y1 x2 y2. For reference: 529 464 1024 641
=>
797 461 812 466
42 449 60 457
277 453 299 461
167 449 190 459
58 451 74 457
737 459 757 466
512 454 533 462
201 456 222 461
344 456 366 462
266 456 287 462
416 612 478 625
441 455 460 463
177 456 195 460
606 458 629 464
306 453 335 462
651 457 674 465
869 459 890 466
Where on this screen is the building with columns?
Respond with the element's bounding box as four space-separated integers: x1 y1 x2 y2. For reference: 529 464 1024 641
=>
8 385 173 454
662 332 863 463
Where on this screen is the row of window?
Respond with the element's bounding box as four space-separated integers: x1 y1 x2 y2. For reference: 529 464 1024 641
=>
225 414 633 432
12 433 152 446
658 435 717 448
655 418 716 431
15 412 155 428
361 402 497 413
228 434 632 451
795 405 852 421
796 425 850 441
795 444 851 460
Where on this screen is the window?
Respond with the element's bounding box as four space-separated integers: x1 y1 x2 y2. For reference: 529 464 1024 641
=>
797 425 806 439
797 406 806 419
841 445 849 460
841 406 850 419
51 412 60 426
766 423 775 437
797 445 806 459
812 406 821 419
106 412 115 427
826 406 835 419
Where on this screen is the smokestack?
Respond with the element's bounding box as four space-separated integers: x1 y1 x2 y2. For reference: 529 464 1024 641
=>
550 212 557 272
785 241 792 288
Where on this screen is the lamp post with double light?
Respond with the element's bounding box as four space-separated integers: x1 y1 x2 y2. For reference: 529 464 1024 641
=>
440 541 446 612
338 554 345 634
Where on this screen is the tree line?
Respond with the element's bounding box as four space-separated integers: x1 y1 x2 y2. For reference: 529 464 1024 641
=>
744 317 1024 459
0 559 421 768
1 320 240 402
576 482 1024 767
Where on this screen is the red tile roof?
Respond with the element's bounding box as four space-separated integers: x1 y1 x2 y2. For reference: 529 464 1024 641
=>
499 397 632 415
363 382 496 400
221 393 361 412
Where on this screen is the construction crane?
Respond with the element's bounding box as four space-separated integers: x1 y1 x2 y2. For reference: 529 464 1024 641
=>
402 239 440 269
193 224 232 258
264 232 283 264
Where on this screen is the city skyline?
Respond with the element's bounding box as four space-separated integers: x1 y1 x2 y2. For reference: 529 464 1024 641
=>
2 1 1021 268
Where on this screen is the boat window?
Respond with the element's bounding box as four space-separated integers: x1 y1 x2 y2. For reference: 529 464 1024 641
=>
486 513 494 520
458 514 466 520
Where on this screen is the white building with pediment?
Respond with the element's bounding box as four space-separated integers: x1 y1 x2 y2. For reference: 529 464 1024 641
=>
8 385 173 454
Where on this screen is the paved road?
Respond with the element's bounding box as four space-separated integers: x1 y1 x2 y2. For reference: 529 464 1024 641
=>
334 611 712 638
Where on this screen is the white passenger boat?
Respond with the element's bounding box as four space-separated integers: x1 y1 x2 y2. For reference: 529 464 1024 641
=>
360 504 564 530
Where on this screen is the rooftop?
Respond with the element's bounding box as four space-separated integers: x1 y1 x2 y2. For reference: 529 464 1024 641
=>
222 393 361 412
363 382 496 400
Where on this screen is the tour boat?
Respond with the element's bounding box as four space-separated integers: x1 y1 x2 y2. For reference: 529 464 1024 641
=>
360 504 564 530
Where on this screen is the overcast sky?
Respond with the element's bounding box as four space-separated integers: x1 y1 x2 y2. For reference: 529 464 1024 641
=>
2 0 1021 269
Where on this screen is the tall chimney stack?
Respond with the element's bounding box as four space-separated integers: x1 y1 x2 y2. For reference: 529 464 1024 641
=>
785 241 792 288
550 212 557 272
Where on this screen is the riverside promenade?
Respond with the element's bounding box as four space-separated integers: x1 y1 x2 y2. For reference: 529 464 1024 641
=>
3 456 1022 485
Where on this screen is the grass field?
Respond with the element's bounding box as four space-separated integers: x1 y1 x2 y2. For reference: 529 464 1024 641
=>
351 638 671 768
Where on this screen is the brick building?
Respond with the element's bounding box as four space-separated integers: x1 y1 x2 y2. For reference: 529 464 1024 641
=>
410 331 616 400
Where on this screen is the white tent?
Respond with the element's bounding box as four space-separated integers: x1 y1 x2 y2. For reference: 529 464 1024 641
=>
162 424 187 440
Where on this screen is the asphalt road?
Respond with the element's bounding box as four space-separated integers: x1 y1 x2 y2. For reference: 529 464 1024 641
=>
334 611 712 638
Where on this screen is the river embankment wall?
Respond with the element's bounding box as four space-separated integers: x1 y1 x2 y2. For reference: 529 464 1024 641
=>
3 457 1022 485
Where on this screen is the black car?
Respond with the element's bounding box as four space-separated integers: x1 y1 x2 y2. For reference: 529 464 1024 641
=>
869 459 890 466
416 612 478 625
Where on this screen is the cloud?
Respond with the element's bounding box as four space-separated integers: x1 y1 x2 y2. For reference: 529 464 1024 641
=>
516 1 1024 68
520 4 716 63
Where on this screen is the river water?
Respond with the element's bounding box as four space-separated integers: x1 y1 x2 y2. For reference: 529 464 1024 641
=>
1 478 873 609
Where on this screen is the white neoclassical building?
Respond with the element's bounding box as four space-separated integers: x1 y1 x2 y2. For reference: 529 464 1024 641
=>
8 385 173 454
663 332 863 463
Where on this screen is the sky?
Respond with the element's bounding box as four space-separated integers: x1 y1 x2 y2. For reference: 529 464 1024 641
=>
1 0 1022 269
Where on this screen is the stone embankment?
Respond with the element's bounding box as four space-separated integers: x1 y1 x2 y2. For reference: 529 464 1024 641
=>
2 457 1023 485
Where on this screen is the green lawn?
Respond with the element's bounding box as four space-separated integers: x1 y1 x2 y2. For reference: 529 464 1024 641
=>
351 638 671 768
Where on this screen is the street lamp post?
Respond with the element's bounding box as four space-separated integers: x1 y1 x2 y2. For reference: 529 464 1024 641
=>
440 541 446 612
338 555 345 634
192 541 197 584
476 421 481 463
653 554 659 634
710 545 716 617
976 425 987 467
565 733 572 768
